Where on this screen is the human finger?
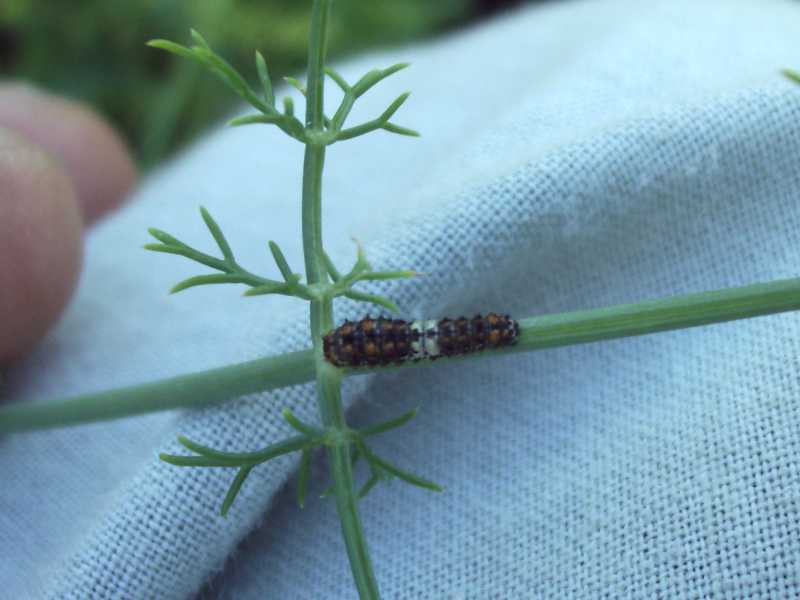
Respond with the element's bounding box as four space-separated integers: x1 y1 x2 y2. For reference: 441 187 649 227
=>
0 127 83 364
0 83 137 224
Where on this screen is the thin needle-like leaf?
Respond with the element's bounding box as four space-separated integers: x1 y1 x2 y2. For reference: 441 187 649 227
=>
200 207 235 263
158 454 233 468
192 47 251 98
189 29 211 49
170 274 254 294
221 466 252 516
255 50 275 106
357 473 380 499
382 123 420 137
367 451 442 493
147 228 186 247
378 92 411 122
357 269 418 282
145 239 230 273
284 77 307 96
269 241 294 283
177 435 247 464
143 243 185 256
352 63 409 98
343 290 401 313
324 67 350 92
336 92 412 142
282 408 322 437
228 114 282 127
178 434 309 464
146 40 195 60
360 408 418 437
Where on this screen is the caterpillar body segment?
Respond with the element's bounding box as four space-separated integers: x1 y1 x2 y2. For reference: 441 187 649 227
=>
323 313 519 368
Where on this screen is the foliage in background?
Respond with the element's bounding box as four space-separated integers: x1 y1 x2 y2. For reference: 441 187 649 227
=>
1 0 478 167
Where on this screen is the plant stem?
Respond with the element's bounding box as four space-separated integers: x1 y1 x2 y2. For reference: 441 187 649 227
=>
0 350 313 433
515 277 800 350
303 1 380 598
5 277 800 435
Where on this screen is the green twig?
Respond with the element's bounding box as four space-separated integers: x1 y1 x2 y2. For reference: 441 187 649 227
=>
326 63 414 140
147 34 306 141
146 208 314 299
5 277 800 434
0 350 313 433
303 1 381 597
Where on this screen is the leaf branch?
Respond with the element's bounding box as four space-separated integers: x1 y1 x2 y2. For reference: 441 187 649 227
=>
146 207 307 298
244 241 313 299
148 31 306 142
335 91 419 142
324 64 418 142
325 241 418 313
353 437 442 498
160 429 322 515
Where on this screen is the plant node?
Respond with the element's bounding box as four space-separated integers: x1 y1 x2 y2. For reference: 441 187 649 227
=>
319 407 441 501
323 240 418 313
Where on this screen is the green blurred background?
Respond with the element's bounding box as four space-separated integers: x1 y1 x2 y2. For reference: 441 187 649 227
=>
0 0 523 168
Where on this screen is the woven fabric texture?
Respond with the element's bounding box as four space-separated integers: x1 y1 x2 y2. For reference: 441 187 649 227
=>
2 0 800 597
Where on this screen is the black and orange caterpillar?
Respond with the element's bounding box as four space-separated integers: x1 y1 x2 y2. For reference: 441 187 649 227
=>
323 313 520 367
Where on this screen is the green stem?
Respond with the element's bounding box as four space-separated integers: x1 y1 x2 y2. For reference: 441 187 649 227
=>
0 350 313 433
515 277 800 350
303 1 380 598
5 277 800 434
305 0 330 131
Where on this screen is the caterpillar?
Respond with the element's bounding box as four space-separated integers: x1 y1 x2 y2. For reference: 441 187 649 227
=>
323 313 520 367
